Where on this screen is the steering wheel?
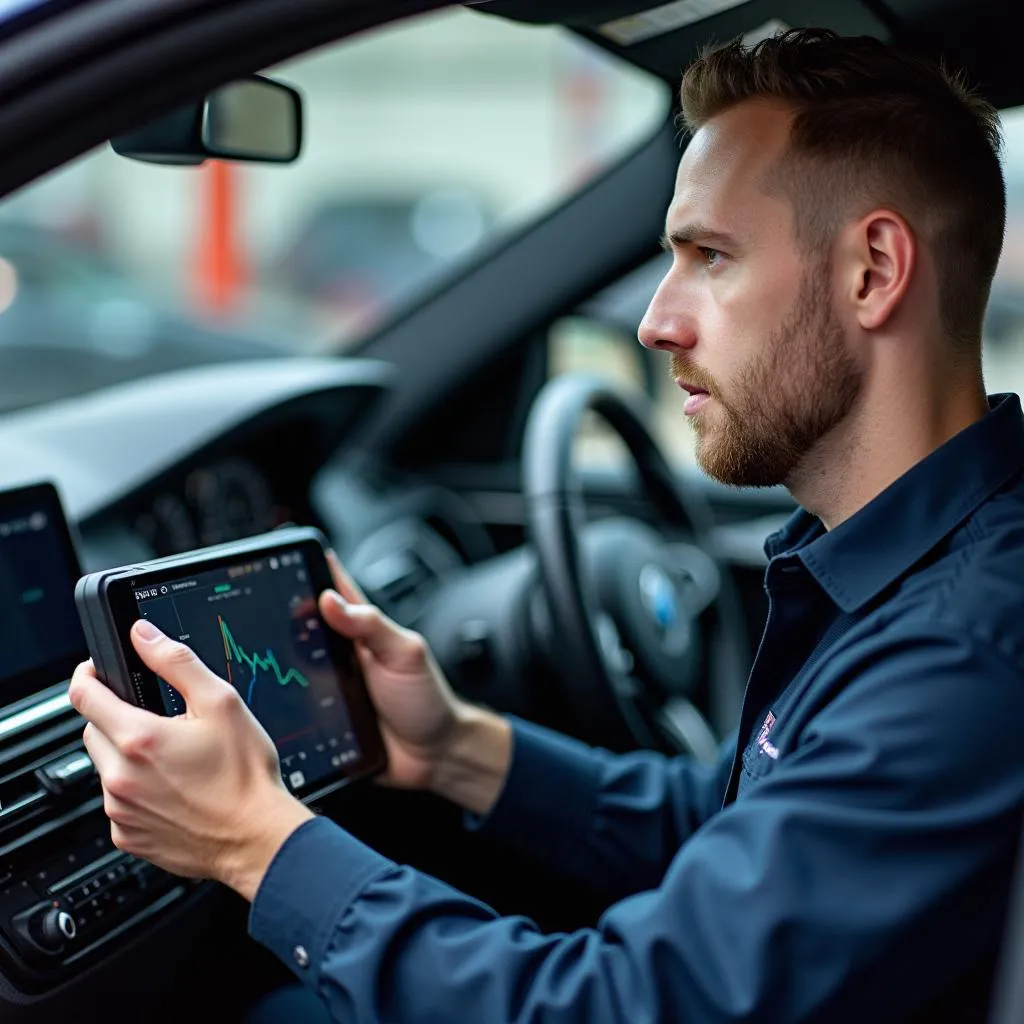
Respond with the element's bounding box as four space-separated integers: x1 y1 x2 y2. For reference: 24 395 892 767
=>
522 373 749 759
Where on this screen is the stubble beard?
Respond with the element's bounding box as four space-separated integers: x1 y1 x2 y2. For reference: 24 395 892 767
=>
673 267 863 488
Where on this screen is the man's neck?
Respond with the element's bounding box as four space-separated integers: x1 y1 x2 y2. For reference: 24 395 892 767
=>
788 371 990 531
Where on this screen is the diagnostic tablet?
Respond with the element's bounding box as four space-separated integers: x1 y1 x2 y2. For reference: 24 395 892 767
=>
75 526 386 803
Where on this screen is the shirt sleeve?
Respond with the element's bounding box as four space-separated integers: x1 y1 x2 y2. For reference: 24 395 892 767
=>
463 716 736 900
248 627 1024 1024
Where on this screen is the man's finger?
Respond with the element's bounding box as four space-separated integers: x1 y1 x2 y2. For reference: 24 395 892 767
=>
130 620 231 712
108 822 148 859
82 719 121 785
82 721 144 830
326 549 368 604
69 660 153 745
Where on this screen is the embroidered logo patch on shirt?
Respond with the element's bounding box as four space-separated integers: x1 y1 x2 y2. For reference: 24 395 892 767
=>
756 711 780 759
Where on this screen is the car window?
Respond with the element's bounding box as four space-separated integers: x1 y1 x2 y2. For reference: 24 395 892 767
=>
982 106 1024 395
548 256 689 469
548 314 656 468
0 7 668 412
559 102 1024 470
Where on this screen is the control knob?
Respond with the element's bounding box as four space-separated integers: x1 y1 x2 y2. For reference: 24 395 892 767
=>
10 901 77 959
38 907 76 949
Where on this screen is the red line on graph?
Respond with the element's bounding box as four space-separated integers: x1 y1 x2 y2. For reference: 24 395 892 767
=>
276 724 319 745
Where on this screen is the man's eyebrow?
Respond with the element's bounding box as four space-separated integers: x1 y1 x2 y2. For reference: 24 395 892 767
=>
660 224 738 251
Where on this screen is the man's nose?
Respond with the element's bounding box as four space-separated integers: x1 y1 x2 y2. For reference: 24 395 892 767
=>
638 296 697 353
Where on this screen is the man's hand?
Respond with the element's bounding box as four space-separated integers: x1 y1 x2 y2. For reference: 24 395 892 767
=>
68 623 313 902
320 551 512 815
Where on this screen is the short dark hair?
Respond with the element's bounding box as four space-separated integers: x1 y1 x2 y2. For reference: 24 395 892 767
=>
680 28 1006 348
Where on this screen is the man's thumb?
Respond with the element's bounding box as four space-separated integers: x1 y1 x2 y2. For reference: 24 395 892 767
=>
130 619 225 709
319 590 413 662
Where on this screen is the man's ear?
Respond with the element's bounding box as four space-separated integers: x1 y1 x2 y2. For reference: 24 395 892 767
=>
840 210 916 331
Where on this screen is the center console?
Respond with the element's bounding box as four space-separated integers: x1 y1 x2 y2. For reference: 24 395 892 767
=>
0 484 197 995
0 688 197 994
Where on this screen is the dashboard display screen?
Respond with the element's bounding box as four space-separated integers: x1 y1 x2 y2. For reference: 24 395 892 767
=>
133 546 362 795
0 482 86 706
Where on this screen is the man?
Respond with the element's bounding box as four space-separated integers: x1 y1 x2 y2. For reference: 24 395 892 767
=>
69 27 1024 1023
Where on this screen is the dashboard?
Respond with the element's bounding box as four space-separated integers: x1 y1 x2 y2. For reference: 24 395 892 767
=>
131 456 283 556
0 357 393 527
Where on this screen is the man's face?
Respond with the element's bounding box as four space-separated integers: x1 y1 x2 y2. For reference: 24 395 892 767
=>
638 98 863 488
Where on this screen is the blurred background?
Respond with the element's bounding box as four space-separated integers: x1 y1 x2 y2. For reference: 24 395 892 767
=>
2 5 1024 470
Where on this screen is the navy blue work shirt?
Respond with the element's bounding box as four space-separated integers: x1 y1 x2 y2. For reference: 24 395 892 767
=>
249 394 1024 1023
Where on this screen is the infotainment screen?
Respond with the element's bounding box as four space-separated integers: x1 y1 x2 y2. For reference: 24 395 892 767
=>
0 481 87 707
75 526 386 802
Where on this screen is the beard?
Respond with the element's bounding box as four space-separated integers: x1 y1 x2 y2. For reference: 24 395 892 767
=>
671 265 863 488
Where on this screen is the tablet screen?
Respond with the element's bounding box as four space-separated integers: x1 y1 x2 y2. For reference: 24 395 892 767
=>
133 545 362 794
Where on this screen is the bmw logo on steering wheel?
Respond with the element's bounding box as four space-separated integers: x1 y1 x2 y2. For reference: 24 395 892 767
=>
639 564 679 635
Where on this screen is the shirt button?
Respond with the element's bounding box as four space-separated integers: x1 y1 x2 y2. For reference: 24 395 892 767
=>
292 944 310 969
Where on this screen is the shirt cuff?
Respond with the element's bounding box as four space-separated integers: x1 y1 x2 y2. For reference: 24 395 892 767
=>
248 814 396 986
464 716 601 872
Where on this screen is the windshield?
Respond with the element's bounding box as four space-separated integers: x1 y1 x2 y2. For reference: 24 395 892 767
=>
0 8 668 413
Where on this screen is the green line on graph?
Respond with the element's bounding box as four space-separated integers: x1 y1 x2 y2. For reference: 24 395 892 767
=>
218 615 309 702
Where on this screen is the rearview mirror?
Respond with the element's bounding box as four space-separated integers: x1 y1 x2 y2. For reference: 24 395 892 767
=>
111 75 302 166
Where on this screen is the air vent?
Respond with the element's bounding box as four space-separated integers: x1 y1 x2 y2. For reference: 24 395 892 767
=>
0 691 93 843
361 547 437 609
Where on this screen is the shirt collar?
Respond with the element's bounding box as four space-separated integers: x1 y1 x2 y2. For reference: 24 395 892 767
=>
762 393 1024 613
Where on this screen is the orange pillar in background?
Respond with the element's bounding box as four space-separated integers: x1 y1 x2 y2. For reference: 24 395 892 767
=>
193 160 247 316
558 49 607 188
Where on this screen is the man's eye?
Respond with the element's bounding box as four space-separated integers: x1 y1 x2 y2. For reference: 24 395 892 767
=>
698 246 724 268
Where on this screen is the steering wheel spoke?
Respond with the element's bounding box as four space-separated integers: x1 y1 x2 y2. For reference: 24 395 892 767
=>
666 541 722 617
